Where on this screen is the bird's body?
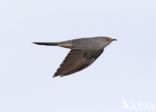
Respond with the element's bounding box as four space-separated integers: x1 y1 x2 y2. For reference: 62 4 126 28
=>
33 36 117 77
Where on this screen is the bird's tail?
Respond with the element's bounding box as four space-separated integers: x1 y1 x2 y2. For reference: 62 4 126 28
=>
33 42 58 46
33 40 73 48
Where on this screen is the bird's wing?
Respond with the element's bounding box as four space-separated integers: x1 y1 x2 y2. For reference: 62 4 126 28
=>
53 49 86 77
53 48 104 77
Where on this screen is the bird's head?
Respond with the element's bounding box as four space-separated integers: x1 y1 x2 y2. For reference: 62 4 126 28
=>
98 37 117 48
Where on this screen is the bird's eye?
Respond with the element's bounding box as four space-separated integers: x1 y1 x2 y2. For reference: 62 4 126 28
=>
106 38 112 42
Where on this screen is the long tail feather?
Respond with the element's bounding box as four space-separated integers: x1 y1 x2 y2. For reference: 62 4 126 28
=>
33 42 58 46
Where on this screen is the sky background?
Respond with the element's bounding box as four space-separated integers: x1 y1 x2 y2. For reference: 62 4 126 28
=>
0 0 156 112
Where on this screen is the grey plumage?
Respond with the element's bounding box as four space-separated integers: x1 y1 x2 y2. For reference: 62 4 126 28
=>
33 36 117 77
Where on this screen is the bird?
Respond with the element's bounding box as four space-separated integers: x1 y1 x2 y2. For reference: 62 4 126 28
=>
33 36 117 77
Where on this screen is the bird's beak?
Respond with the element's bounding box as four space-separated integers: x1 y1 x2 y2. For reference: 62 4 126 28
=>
112 38 117 41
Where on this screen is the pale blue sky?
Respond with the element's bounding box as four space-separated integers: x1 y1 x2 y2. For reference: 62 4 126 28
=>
0 0 156 112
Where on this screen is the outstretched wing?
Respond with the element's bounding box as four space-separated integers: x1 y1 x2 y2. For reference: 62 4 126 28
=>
53 49 86 77
53 48 104 77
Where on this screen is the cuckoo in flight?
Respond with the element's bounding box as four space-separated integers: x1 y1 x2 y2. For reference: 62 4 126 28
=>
33 36 117 77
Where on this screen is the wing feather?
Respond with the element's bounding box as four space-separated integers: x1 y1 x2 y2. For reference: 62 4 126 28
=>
53 49 86 77
53 48 104 77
